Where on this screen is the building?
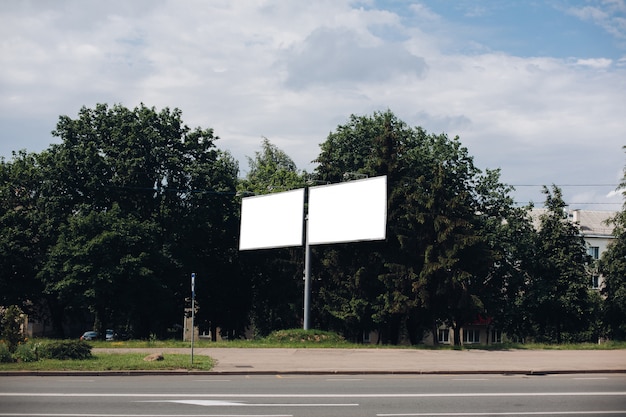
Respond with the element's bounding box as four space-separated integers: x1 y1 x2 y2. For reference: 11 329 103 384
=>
426 209 617 346
531 208 616 290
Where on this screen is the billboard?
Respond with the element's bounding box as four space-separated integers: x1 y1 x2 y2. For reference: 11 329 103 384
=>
239 188 305 250
307 175 387 245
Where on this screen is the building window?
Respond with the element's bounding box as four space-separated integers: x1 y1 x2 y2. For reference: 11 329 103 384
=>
591 275 600 289
438 328 449 344
463 329 480 344
490 329 502 344
587 246 599 260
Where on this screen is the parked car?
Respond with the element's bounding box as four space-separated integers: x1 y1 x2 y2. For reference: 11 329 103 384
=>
80 329 116 341
80 331 98 341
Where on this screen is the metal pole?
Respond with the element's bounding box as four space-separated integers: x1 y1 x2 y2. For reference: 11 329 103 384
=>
191 272 195 366
303 215 311 330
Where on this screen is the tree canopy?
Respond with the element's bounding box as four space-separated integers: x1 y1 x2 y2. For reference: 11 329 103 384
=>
0 105 612 344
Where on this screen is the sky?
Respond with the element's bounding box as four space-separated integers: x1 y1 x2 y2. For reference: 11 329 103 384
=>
1 0 625 209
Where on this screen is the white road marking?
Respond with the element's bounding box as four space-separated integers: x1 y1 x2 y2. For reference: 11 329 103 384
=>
3 391 626 398
194 379 232 382
452 378 489 381
378 412 626 416
325 378 364 381
165 400 358 407
0 414 291 417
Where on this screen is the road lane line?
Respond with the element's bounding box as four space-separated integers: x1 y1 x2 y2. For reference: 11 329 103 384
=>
2 392 626 398
0 414 292 417
165 400 358 407
377 412 626 416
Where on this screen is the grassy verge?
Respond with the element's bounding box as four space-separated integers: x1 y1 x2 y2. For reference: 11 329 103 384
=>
2 329 624 372
0 353 213 371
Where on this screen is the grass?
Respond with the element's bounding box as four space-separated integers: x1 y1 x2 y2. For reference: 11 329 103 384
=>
0 353 213 371
2 329 624 372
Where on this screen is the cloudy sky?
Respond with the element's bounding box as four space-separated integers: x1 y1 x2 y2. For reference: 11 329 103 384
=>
1 0 625 209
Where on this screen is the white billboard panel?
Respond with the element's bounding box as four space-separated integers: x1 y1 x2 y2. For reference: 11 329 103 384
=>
239 189 305 250
308 175 387 245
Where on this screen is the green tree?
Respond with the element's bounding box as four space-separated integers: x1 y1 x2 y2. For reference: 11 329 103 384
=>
40 205 168 337
0 153 44 309
0 305 26 353
599 152 626 340
523 186 597 342
313 110 515 345
238 138 307 336
33 103 240 337
0 151 68 334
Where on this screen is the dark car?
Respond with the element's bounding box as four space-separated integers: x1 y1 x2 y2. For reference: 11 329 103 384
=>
80 331 98 341
80 329 115 341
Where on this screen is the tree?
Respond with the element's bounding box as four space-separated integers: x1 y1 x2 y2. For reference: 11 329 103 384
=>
313 110 515 345
599 150 626 340
0 153 44 310
523 186 598 342
0 150 70 335
31 103 240 337
237 138 308 336
39 205 169 337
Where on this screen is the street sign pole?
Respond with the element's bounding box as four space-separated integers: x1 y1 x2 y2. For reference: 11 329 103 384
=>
191 272 195 366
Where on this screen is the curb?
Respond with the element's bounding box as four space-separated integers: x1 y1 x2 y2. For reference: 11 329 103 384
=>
2 369 625 377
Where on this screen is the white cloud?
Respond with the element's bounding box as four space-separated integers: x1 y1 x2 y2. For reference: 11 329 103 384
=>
567 0 626 40
0 0 624 209
575 58 614 68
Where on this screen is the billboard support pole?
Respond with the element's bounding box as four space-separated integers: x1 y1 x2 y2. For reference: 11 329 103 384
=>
303 214 311 330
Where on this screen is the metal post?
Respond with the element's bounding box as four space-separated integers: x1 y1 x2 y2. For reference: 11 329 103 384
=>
303 215 311 330
191 272 195 366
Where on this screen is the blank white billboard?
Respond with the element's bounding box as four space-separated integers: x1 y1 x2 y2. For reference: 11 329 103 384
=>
308 175 387 245
239 189 305 250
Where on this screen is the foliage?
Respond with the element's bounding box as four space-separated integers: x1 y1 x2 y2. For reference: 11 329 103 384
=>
0 105 616 345
39 340 92 360
13 341 39 362
599 147 626 340
265 329 346 344
1 103 242 339
238 138 308 336
522 186 598 343
238 137 306 194
313 110 517 345
0 342 12 363
0 305 26 353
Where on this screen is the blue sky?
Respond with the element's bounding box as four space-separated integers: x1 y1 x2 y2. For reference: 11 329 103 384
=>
380 0 625 58
1 0 625 209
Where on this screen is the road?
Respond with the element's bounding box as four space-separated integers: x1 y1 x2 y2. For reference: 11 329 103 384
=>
1 373 626 416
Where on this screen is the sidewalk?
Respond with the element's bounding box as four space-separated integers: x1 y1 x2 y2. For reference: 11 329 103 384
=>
93 347 626 375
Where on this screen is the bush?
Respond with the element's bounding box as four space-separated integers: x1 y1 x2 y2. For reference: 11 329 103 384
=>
0 305 26 353
13 341 39 362
39 340 92 360
0 342 13 363
265 329 346 344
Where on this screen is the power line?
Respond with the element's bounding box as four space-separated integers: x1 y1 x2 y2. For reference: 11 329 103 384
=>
511 184 619 187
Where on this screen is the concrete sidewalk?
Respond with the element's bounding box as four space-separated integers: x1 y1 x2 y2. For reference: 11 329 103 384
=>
94 348 626 375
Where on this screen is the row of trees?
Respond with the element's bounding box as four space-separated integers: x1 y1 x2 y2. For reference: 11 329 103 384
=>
1 104 624 343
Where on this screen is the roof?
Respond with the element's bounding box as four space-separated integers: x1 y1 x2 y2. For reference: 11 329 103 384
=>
530 209 616 237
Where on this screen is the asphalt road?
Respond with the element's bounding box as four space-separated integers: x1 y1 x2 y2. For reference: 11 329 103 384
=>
2 373 626 416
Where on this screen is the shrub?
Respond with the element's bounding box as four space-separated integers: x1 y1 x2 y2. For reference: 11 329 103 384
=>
39 340 92 360
13 341 39 362
265 329 346 344
0 342 13 363
0 305 26 353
